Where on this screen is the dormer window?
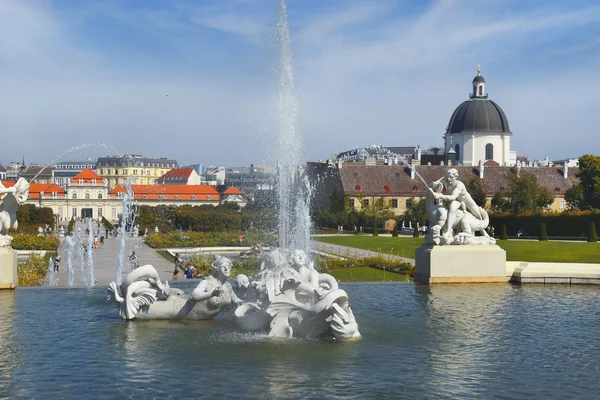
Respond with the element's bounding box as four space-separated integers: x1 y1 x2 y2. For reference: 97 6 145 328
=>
192 195 196 200
175 195 180 200
142 195 147 199
207 195 211 200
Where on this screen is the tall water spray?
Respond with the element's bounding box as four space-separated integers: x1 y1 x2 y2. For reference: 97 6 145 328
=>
275 0 312 255
64 236 75 286
46 257 57 286
115 179 138 285
86 218 96 286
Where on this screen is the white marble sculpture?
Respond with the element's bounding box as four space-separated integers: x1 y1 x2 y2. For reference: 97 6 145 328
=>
426 168 495 245
0 178 30 247
234 249 361 340
107 250 360 340
107 256 242 320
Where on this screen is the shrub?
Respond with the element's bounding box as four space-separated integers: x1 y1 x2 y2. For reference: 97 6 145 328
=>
588 222 598 242
10 234 60 250
18 253 48 286
145 231 276 249
391 224 398 237
500 224 508 240
412 226 419 238
539 223 548 241
315 255 414 276
372 227 379 237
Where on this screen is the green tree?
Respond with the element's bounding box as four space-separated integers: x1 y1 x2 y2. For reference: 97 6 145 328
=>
372 226 379 236
588 222 598 242
539 223 548 241
565 183 586 211
495 170 554 214
466 176 487 207
574 154 600 210
412 225 419 237
391 224 398 237
402 198 427 226
329 188 345 213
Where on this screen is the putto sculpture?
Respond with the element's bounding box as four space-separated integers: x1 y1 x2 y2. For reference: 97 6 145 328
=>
107 250 360 341
0 178 30 247
426 168 494 245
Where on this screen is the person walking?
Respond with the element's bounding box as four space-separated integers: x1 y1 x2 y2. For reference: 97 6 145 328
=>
53 254 61 272
173 253 183 277
238 234 244 247
93 235 99 249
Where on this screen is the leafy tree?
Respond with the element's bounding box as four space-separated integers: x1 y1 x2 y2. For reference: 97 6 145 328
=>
539 223 548 241
574 154 600 210
565 183 586 211
372 226 379 236
412 225 419 237
329 188 345 213
466 176 487 207
500 224 508 240
493 170 553 214
588 222 598 243
402 198 427 226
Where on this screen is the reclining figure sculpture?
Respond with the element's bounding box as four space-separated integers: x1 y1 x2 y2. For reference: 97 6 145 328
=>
107 250 361 341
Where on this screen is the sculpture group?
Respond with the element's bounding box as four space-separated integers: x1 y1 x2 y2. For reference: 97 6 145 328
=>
425 168 495 246
107 249 360 341
0 178 30 247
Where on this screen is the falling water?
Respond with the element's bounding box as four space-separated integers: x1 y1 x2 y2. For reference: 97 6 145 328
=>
74 230 86 285
274 0 311 255
86 218 95 286
115 179 137 285
30 141 123 182
64 236 75 286
46 257 57 286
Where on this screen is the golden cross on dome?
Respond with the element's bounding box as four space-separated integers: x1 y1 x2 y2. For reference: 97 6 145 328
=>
477 64 481 74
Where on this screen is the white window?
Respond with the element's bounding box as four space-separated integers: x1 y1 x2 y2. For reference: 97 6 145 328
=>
58 207 64 218
192 195 196 200
559 200 565 210
142 195 147 199
98 208 103 218
175 195 179 200
98 193 103 199
72 193 77 199
207 195 211 200
85 193 90 199
111 208 117 218
72 207 77 217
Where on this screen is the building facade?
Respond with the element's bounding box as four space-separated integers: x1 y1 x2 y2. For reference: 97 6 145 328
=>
157 168 201 185
52 160 97 189
95 155 179 187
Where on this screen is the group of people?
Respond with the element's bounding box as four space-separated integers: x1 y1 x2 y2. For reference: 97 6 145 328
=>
172 253 201 280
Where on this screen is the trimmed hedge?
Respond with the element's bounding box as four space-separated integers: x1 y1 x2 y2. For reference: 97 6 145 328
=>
145 231 276 249
10 234 60 250
490 211 600 238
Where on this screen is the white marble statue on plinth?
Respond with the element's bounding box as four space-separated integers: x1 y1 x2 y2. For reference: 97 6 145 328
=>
426 168 495 245
0 178 30 289
415 169 506 284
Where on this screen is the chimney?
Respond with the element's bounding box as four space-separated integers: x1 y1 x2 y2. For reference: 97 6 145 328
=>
478 160 484 179
410 160 416 179
563 163 568 179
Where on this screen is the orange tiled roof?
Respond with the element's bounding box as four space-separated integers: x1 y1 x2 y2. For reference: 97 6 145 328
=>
72 168 104 183
110 184 219 201
223 186 244 195
1 181 65 199
157 168 193 181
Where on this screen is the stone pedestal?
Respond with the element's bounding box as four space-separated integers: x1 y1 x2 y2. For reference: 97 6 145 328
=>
0 246 18 289
415 244 507 284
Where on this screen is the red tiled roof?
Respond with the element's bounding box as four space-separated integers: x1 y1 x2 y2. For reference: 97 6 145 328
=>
157 168 193 181
223 186 244 195
110 184 219 201
337 165 579 196
1 181 65 199
72 168 103 183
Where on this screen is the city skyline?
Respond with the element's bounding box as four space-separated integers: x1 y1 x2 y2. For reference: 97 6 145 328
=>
1 0 599 166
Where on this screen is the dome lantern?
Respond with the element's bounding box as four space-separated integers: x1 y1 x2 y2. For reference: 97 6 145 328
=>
471 64 487 99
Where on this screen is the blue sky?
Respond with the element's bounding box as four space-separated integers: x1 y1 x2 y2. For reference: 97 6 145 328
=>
1 0 599 166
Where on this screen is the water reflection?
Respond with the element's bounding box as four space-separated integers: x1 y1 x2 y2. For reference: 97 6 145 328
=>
0 291 19 398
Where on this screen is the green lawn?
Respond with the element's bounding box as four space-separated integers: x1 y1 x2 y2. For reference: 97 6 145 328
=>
315 235 600 264
328 267 411 282
316 236 425 259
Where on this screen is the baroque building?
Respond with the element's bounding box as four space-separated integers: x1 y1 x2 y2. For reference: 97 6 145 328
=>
444 67 516 166
95 154 179 187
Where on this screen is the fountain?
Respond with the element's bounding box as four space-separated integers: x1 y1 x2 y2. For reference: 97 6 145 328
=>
105 0 361 340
